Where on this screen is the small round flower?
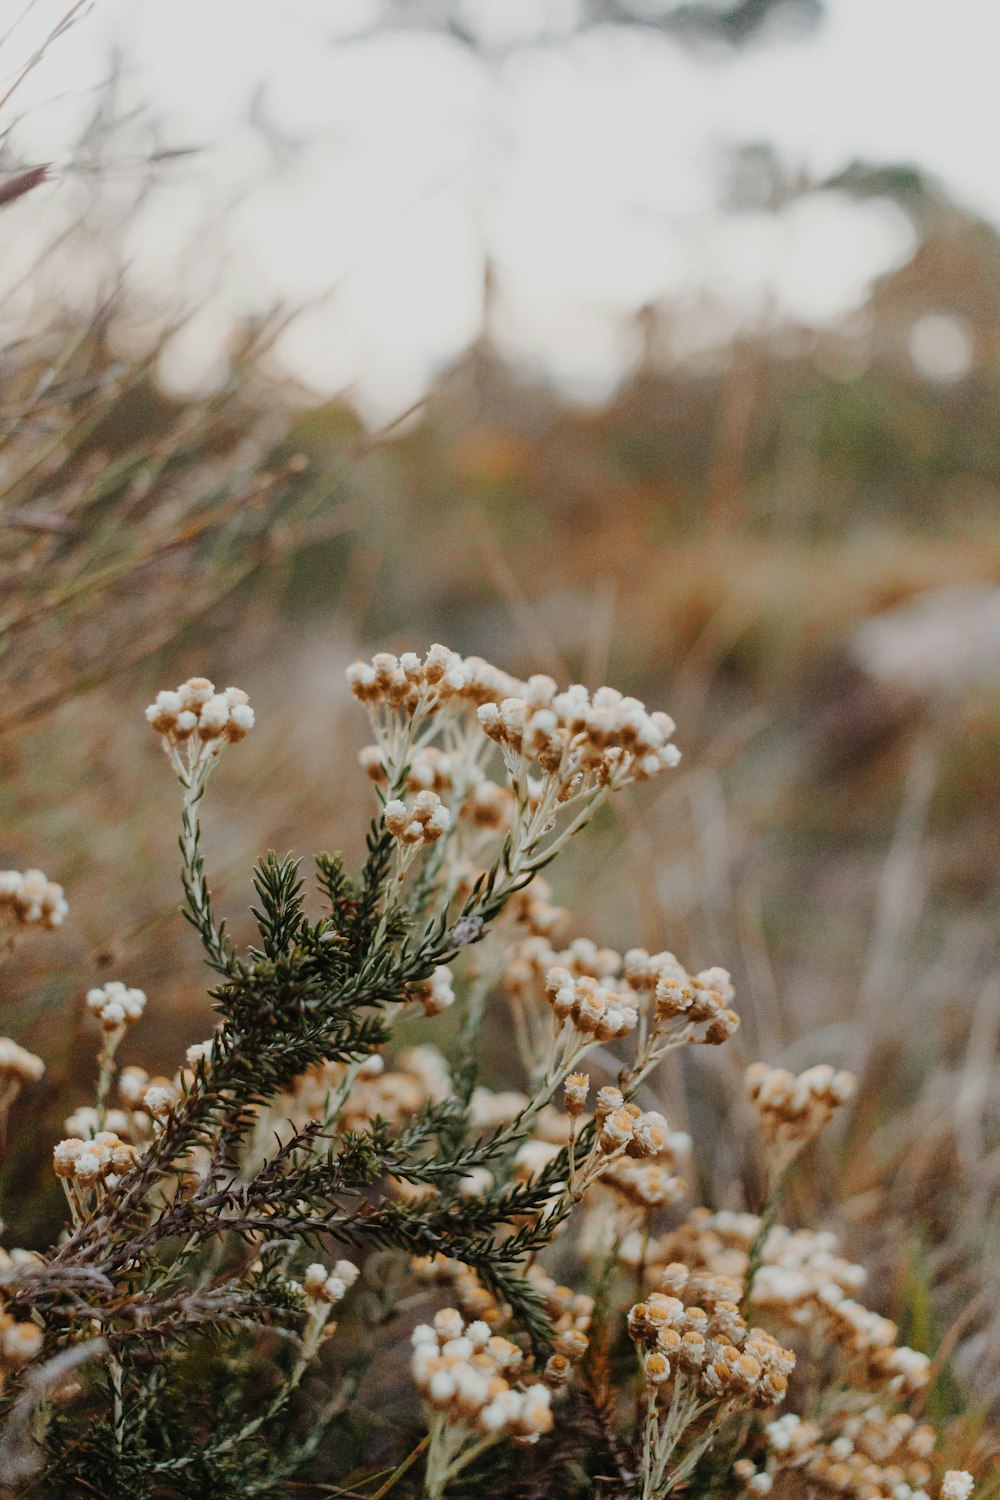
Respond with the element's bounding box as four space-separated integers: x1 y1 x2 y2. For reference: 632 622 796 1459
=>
0 868 67 929
198 695 230 737
52 1138 86 1178
0 1038 44 1085
543 1353 571 1388
408 966 455 1017
73 1151 105 1185
598 1106 636 1153
0 1318 42 1368
85 982 147 1032
643 1349 672 1386
433 1308 465 1342
550 1329 586 1366
517 1385 554 1439
302 1258 358 1304
384 800 408 835
143 1083 176 1120
146 678 254 764
466 1321 492 1350
303 1264 329 1295
333 1260 360 1289
563 1072 589 1117
595 1086 624 1121
118 1066 150 1106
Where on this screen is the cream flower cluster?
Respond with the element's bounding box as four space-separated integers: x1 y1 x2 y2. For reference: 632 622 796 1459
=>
411 1254 506 1330
141 1079 180 1121
85 981 147 1033
384 791 451 846
0 1038 45 1085
505 939 740 1074
745 1062 857 1172
603 1157 688 1210
115 1064 180 1122
285 1046 450 1136
300 1259 360 1305
525 1265 593 1348
407 965 455 1017
361 744 515 833
628 1268 794 1409
276 1259 362 1358
738 1409 969 1499
409 1261 593 1362
53 1131 138 1187
360 743 454 791
517 1082 692 1207
645 1210 932 1401
594 1088 678 1159
752 1234 867 1322
506 935 621 1000
462 779 515 830
0 868 67 929
544 966 638 1043
64 1104 134 1140
504 878 571 943
477 676 680 786
819 1290 930 1394
411 1309 554 1444
0 1310 42 1375
468 1086 531 1128
623 949 741 1047
595 1099 691 1209
347 646 525 717
652 1213 868 1308
145 677 254 777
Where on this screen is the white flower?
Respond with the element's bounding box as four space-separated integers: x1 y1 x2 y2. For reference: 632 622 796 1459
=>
86 982 147 1032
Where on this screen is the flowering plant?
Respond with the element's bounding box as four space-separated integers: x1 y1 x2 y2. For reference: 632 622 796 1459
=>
0 649 975 1499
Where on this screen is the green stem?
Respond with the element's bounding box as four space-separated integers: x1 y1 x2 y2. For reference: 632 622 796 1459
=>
368 1434 431 1500
94 1032 122 1130
641 1388 659 1500
179 773 232 973
740 1170 786 1321
442 1430 503 1485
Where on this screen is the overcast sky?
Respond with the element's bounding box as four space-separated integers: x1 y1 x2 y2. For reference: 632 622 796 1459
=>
4 0 998 416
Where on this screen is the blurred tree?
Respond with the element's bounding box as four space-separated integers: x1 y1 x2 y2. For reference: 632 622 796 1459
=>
370 0 823 51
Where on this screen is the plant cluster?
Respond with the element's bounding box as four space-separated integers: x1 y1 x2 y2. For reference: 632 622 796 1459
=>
0 648 979 1498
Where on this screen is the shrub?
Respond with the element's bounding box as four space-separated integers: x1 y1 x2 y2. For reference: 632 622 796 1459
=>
0 648 976 1498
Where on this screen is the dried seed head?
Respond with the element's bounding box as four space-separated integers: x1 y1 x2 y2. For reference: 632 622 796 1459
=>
407 966 455 1017
746 1061 857 1171
563 1072 590 1117
0 868 67 930
85 982 147 1033
146 679 254 776
0 1038 44 1085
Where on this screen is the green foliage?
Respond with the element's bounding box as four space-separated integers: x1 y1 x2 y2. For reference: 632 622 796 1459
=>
0 764 577 1493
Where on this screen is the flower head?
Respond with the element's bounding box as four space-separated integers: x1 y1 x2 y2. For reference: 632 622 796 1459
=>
0 869 67 930
146 679 254 782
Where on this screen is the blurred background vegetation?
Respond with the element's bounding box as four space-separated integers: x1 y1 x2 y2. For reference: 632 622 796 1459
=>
1 0 999 1471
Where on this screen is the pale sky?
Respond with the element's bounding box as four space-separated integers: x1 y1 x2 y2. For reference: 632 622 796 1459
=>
3 0 998 417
